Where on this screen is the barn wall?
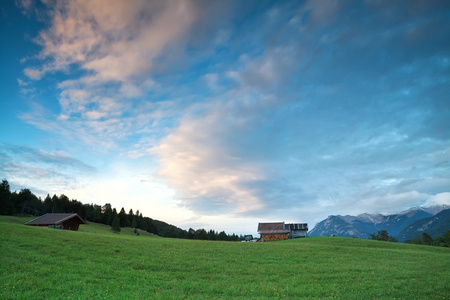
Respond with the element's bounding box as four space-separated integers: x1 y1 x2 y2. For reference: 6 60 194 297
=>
291 230 308 238
262 233 289 242
62 220 81 231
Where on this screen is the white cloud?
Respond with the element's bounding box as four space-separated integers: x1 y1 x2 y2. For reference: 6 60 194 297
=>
423 192 450 207
84 110 106 120
17 78 29 86
203 73 218 89
151 99 269 215
24 68 43 80
227 47 299 91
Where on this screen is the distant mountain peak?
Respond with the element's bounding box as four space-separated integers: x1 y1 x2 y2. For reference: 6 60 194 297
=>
355 213 385 224
397 208 450 242
420 205 450 215
398 204 449 217
309 205 448 241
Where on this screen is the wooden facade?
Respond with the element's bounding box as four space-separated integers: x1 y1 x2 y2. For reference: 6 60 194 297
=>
285 223 308 238
25 213 86 231
261 233 289 242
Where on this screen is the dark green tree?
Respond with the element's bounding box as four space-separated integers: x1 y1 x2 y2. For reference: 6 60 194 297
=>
128 209 134 227
51 194 60 213
111 215 121 233
388 235 398 242
144 218 157 234
422 232 433 245
82 203 93 221
0 179 13 215
137 212 143 229
443 229 450 247
92 204 102 223
218 231 228 241
111 208 118 226
369 230 396 242
195 228 207 240
101 203 113 225
42 194 53 214
58 194 70 213
69 199 84 216
406 235 423 245
134 210 142 228
187 228 195 239
16 189 40 215
119 207 129 227
434 230 450 247
165 226 175 238
208 229 217 240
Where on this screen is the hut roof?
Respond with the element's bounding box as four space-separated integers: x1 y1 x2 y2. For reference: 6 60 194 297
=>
257 222 289 234
25 213 86 226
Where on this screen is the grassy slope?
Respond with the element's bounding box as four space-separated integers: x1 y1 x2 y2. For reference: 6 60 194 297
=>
77 220 157 237
1 216 449 299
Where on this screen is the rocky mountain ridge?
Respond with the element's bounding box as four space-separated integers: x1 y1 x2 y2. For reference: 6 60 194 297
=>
309 205 449 241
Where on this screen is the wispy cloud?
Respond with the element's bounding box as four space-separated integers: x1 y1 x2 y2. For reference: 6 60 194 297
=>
14 0 34 16
0 143 96 194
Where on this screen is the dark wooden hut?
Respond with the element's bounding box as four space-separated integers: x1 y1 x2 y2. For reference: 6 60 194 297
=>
25 213 86 231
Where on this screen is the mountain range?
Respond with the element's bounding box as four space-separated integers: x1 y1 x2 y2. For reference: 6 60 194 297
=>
309 205 450 242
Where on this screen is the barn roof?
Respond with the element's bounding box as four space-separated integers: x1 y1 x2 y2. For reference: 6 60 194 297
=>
25 213 86 226
257 222 289 234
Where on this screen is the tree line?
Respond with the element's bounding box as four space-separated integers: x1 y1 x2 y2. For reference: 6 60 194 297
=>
0 179 243 241
369 229 450 247
405 231 450 247
369 230 398 242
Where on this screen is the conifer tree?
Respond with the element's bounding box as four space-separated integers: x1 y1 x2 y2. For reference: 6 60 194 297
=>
102 203 113 225
119 207 129 227
111 215 121 233
0 179 13 215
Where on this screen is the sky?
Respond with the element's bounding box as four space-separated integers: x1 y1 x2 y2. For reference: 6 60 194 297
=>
1 0 449 236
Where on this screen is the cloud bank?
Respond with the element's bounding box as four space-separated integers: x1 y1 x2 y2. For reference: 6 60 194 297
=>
14 0 450 226
151 1 450 217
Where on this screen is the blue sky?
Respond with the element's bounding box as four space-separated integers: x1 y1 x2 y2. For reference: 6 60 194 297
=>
1 0 449 235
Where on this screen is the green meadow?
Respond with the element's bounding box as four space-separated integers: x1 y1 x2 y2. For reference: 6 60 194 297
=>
1 216 449 299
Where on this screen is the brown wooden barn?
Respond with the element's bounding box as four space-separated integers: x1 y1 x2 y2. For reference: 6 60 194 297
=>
258 222 308 242
25 213 86 231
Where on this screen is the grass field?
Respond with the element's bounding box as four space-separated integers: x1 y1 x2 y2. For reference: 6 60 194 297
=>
1 216 449 299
